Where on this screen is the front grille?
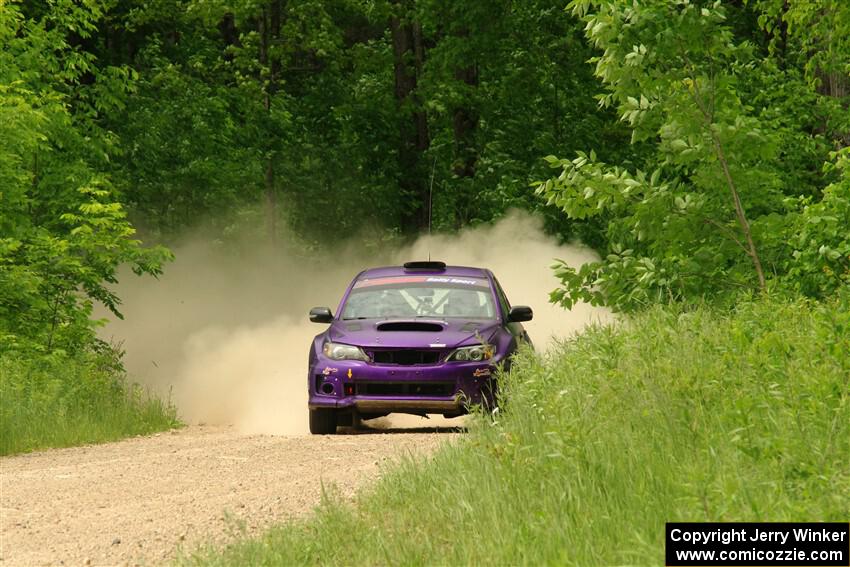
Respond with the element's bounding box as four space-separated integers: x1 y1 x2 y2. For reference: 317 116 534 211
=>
370 349 441 365
355 382 454 397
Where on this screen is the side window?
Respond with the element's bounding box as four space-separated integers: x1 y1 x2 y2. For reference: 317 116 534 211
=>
492 277 511 319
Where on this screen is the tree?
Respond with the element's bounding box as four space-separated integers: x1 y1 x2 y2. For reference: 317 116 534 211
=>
537 0 849 310
0 0 170 351
390 0 431 232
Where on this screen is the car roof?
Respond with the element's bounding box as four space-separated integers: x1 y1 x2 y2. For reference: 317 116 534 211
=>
358 264 491 280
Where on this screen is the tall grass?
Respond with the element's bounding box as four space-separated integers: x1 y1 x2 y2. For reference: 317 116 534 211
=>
188 296 850 566
0 347 180 456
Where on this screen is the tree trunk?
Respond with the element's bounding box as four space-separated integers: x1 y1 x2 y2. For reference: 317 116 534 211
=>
264 159 277 242
710 133 767 292
259 1 282 244
449 22 479 229
391 8 430 234
218 13 240 61
688 74 767 292
452 63 479 180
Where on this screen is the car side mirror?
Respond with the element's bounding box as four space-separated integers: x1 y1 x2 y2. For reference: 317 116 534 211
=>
507 305 533 323
309 307 334 323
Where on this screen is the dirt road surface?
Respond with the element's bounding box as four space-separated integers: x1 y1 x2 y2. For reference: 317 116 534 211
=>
0 421 459 566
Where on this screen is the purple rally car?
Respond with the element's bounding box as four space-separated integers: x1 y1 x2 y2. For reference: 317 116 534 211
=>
306 261 533 434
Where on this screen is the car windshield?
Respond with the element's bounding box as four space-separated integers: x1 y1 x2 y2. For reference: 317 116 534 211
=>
342 276 496 319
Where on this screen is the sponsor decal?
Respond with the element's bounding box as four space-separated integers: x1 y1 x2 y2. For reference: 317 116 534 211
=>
429 343 446 348
353 276 487 289
473 367 491 377
354 276 428 288
424 277 480 286
322 367 338 376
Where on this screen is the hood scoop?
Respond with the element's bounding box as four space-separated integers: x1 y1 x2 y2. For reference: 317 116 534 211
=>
376 321 444 332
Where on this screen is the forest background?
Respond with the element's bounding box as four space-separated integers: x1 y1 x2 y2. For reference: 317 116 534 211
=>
1 0 849 452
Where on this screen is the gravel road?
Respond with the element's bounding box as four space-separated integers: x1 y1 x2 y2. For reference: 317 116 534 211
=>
0 421 459 566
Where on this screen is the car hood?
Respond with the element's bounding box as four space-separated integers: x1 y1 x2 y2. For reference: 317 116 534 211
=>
327 318 500 349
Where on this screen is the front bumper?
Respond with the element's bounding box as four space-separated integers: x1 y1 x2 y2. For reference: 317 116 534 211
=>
307 356 499 415
353 397 464 413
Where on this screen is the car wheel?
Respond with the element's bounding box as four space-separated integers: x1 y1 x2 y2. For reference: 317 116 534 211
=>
309 408 337 435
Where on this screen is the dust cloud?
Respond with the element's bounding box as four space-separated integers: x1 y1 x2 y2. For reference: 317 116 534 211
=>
101 211 609 435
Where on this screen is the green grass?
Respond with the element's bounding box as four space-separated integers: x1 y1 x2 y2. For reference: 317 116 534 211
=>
188 296 850 566
0 347 180 456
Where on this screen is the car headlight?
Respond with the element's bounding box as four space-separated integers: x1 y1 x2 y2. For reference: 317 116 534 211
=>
446 344 495 362
323 342 370 362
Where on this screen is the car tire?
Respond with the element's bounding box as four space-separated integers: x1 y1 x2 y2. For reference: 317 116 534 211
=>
309 408 337 435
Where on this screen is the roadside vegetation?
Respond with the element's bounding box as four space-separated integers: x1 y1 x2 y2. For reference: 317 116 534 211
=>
2 0 849 560
0 347 179 456
188 295 850 565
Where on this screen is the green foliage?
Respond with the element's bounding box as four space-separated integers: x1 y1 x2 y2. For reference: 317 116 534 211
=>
0 0 171 351
537 0 850 310
107 15 264 233
185 297 850 565
87 0 630 242
99 0 410 240
784 148 850 295
0 346 180 456
414 0 634 233
753 0 850 89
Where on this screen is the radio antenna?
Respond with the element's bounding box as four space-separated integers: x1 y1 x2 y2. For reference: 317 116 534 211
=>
427 155 437 261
